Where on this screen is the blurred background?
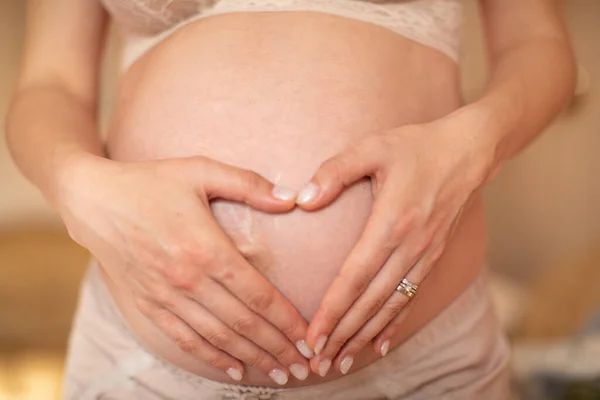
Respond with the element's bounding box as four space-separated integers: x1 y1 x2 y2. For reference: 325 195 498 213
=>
0 1 598 399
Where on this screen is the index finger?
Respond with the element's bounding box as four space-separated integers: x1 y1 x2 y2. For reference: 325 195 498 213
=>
305 194 401 353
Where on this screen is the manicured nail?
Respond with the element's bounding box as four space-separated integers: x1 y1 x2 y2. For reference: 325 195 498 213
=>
381 340 390 357
289 363 309 380
314 335 328 355
318 359 331 377
296 182 320 204
269 369 289 385
226 367 243 381
296 340 315 358
272 185 297 201
340 355 354 375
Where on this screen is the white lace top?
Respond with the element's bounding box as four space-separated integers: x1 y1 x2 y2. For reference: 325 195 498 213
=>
100 0 463 71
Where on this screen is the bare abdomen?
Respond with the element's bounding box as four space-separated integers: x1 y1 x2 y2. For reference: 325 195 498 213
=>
104 12 485 387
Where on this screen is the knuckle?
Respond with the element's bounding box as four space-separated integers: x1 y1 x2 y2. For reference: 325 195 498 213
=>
247 290 274 313
244 350 267 368
320 307 343 327
188 243 217 267
389 220 409 243
205 352 225 368
351 335 370 349
359 297 386 320
206 331 232 349
347 273 372 296
164 265 203 292
148 283 175 308
154 308 178 327
175 337 200 354
231 316 258 336
210 265 236 283
279 317 300 338
268 343 289 361
171 239 216 268
133 296 153 315
386 298 408 316
329 335 348 350
403 207 427 229
240 171 263 193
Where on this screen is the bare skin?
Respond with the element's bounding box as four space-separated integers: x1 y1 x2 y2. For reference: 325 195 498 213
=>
6 0 574 389
102 12 484 387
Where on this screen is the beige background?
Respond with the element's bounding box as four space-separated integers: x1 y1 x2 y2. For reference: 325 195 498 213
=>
1 1 598 279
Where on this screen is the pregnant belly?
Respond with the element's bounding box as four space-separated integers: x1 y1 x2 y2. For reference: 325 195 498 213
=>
104 12 485 387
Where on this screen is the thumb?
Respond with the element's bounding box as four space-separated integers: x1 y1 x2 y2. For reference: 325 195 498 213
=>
185 157 297 213
296 142 381 211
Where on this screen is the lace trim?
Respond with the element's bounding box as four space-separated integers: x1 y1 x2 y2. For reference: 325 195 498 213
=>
101 0 462 71
202 0 463 60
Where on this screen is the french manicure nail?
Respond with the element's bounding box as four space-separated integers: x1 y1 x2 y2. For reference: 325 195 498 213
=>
318 359 331 377
226 367 243 381
296 182 320 204
314 335 328 355
272 185 297 201
296 340 315 358
269 369 289 385
340 356 354 375
381 340 390 357
289 363 309 380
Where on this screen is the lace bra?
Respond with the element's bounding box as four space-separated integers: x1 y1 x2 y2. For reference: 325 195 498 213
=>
100 0 463 70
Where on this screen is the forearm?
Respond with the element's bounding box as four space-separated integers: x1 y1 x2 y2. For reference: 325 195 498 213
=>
455 37 576 171
6 84 106 207
444 0 576 179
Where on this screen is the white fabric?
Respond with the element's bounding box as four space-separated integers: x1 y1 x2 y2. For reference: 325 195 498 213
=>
99 0 463 70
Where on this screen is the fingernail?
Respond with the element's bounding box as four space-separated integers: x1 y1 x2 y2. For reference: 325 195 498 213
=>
269 368 289 385
296 340 315 359
314 335 328 355
226 367 243 381
381 340 390 357
340 355 354 375
272 185 297 201
318 359 331 377
296 182 320 204
289 363 309 380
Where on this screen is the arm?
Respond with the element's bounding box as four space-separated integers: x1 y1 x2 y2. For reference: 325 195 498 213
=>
450 0 577 178
6 0 108 206
294 0 576 376
6 0 312 384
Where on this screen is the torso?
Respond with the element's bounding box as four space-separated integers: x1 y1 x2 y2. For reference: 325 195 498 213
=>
100 6 487 388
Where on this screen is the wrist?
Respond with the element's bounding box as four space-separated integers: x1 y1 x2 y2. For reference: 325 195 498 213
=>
51 149 111 208
440 97 518 184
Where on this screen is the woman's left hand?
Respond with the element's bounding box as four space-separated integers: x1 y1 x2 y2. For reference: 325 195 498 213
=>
296 115 497 376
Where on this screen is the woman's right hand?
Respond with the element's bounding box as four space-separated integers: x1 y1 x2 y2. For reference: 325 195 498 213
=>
55 154 313 384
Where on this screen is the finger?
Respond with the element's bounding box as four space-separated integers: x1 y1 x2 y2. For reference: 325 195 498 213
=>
372 244 445 355
191 210 311 357
305 193 401 359
186 157 297 212
308 240 422 376
195 278 310 380
169 293 295 385
328 251 432 374
335 306 412 372
296 138 383 210
133 297 245 382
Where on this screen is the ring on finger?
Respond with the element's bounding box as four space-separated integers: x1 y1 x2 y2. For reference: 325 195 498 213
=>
395 278 418 299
